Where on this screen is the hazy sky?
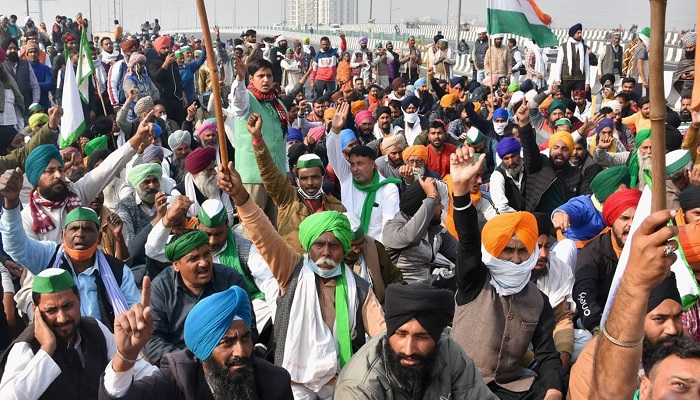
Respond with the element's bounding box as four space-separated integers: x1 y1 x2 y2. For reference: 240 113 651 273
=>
4 0 696 34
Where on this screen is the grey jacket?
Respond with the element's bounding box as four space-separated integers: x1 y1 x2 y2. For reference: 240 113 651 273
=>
334 333 498 400
382 198 458 284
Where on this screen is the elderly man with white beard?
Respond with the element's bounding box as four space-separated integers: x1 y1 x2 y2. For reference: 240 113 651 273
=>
172 147 235 225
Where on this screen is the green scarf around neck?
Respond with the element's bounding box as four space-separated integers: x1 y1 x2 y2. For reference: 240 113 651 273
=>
220 228 265 301
353 170 401 233
335 265 352 367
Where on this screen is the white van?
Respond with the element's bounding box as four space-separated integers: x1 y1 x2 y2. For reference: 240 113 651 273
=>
329 24 341 34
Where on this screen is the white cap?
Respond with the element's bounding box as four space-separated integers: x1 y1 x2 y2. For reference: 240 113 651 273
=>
477 27 487 34
492 33 505 40
200 199 225 217
510 91 525 107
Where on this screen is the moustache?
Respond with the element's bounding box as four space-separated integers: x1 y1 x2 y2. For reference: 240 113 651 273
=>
225 356 249 368
315 256 338 267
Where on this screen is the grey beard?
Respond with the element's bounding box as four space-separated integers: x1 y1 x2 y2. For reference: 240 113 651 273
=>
504 160 523 177
172 156 187 183
136 186 158 204
194 172 219 199
203 357 256 400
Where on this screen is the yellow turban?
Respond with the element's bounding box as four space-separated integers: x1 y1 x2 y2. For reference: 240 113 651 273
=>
482 212 538 257
440 93 458 108
324 107 337 121
29 113 49 130
549 131 574 151
402 145 428 163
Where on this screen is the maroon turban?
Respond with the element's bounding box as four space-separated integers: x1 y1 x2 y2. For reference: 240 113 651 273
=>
119 39 137 52
392 77 405 91
602 189 642 227
185 146 217 174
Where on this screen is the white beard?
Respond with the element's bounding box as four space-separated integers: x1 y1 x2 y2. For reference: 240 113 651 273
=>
194 172 219 199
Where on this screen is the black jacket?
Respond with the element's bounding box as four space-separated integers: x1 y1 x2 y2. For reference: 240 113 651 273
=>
147 55 183 102
521 123 590 214
573 231 620 332
99 350 293 400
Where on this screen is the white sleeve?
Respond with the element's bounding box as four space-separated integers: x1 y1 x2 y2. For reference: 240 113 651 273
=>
488 170 517 213
550 46 564 83
230 79 250 119
0 343 61 400
144 220 171 263
74 140 136 206
326 130 351 182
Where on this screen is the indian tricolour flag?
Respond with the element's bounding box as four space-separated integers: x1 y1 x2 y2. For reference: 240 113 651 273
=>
59 56 86 148
487 0 559 47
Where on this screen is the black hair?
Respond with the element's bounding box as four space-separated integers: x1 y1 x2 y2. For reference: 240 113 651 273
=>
348 145 376 160
429 120 446 131
388 100 401 110
599 106 613 115
33 286 80 306
508 38 517 46
247 58 273 77
100 37 112 46
642 336 700 377
320 36 330 43
245 29 256 37
639 96 650 107
87 148 112 171
114 20 119 25
622 77 637 85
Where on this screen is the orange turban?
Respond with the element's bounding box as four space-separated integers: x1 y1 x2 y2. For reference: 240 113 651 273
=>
678 222 700 263
351 100 367 115
482 212 538 257
548 131 574 151
402 145 428 163
323 107 337 121
440 93 458 108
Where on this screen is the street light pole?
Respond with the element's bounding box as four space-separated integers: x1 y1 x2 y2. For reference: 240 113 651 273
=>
369 0 373 21
455 0 462 51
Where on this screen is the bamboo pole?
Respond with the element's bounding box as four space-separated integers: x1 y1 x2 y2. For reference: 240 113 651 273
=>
195 0 229 169
649 0 667 212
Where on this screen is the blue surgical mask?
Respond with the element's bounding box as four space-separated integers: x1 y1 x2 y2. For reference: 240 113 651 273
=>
305 255 342 278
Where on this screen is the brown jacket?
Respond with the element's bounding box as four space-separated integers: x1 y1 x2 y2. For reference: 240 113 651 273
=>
253 139 344 254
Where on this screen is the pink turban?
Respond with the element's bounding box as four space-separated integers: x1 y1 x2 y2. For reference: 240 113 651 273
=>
354 110 374 126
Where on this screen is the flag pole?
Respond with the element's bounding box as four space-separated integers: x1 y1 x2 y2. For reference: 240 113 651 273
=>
649 0 667 212
195 0 229 170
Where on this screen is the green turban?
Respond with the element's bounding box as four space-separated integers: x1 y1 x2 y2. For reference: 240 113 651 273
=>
548 100 566 115
165 230 210 261
298 211 352 255
629 129 652 189
84 135 108 156
65 207 100 228
33 269 76 294
127 163 162 188
26 144 62 187
590 166 631 203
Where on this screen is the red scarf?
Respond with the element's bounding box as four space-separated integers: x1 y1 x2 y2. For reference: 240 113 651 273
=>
247 82 289 131
28 189 83 234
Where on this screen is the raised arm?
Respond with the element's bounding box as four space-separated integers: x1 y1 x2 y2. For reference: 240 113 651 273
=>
450 148 489 305
230 55 251 119
0 106 60 173
250 118 298 208
325 102 352 181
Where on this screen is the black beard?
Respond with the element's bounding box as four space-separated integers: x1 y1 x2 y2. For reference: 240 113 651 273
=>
6 53 19 63
383 340 436 398
203 357 257 400
686 50 695 59
39 180 69 202
531 260 550 281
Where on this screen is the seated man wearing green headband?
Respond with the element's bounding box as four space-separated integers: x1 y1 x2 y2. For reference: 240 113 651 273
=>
0 169 141 328
0 269 156 399
218 159 385 399
143 227 254 365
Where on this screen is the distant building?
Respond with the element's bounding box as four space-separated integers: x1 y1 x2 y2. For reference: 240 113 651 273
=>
287 0 355 28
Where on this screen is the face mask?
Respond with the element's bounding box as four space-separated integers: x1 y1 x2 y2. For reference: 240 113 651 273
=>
63 241 98 261
305 255 342 278
403 110 418 124
159 114 168 122
494 122 507 135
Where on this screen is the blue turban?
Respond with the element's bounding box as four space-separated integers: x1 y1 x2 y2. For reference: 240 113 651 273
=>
340 129 357 151
520 79 534 93
26 144 62 187
493 107 508 121
184 285 252 361
569 23 582 37
287 127 303 143
142 145 164 163
497 137 522 159
401 95 420 111
449 76 464 88
414 77 427 88
595 118 615 134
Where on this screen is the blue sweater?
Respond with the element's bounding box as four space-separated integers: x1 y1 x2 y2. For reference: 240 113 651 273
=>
29 61 53 110
552 194 606 243
178 47 207 104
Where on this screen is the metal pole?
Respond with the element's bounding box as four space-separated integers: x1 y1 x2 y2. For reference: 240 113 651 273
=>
446 0 449 24
233 0 236 28
369 0 373 20
389 0 392 23
25 0 29 18
257 0 260 27
649 0 668 212
455 0 461 51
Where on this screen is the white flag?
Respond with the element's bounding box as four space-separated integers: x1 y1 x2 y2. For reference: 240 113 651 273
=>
59 61 86 148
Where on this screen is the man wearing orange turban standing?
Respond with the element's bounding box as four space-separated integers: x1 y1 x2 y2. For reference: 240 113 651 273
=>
449 147 565 400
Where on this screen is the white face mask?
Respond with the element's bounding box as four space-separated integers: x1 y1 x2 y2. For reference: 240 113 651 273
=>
403 110 418 124
159 114 168 122
494 122 507 135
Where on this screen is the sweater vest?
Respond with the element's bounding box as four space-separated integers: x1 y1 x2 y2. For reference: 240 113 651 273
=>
8 60 33 110
495 165 527 211
561 43 586 81
234 92 287 184
453 274 544 392
0 317 108 400
273 259 370 367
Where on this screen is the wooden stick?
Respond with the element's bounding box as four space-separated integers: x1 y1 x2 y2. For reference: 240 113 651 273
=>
649 0 667 212
196 0 229 169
